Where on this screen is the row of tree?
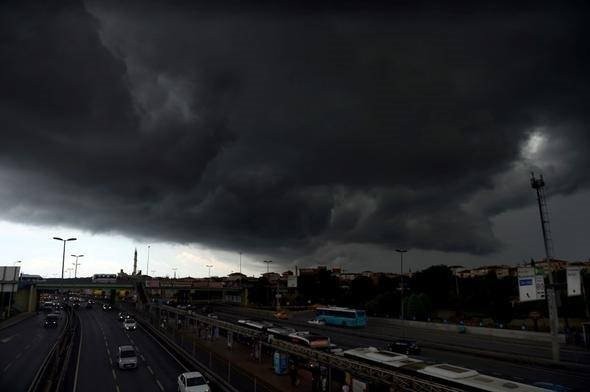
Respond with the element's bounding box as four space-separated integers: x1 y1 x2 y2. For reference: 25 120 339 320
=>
248 265 590 326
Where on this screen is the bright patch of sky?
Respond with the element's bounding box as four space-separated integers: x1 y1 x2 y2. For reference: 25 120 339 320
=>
0 220 261 279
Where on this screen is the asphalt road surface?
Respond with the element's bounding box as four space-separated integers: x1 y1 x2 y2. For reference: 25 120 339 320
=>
212 306 590 391
75 307 186 392
0 312 65 391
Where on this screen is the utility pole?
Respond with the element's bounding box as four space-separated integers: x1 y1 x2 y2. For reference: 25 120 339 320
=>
531 172 560 361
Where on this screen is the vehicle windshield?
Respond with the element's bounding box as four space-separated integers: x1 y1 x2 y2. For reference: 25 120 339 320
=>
186 376 206 386
120 350 136 358
46 315 58 320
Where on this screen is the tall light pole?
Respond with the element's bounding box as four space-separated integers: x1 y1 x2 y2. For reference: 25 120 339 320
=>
396 249 408 320
263 260 272 274
206 265 213 303
172 267 178 280
71 254 84 279
54 237 76 295
147 245 151 277
7 261 21 318
263 260 273 307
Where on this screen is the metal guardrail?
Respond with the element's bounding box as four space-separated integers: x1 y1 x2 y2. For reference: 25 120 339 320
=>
131 308 240 392
152 304 464 392
27 308 80 392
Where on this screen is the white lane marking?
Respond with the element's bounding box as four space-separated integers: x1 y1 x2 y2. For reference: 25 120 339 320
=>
111 369 117 380
1 335 17 343
109 357 113 366
140 354 146 361
3 362 12 372
115 385 121 392
24 344 31 350
138 324 188 372
147 365 154 375
156 379 164 391
15 352 22 360
106 348 111 356
73 315 83 392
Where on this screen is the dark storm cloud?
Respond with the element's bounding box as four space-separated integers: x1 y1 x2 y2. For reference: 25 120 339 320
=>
1 0 589 265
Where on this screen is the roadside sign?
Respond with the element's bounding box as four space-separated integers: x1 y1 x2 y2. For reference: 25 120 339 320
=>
567 267 582 297
518 267 545 302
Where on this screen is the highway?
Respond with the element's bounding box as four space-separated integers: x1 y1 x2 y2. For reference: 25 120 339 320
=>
212 306 590 391
0 312 65 391
75 306 185 392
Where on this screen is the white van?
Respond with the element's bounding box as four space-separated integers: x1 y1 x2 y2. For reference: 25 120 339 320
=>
116 345 138 369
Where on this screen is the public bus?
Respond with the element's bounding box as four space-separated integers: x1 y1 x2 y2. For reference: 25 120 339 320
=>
92 274 117 283
287 331 330 349
315 307 367 327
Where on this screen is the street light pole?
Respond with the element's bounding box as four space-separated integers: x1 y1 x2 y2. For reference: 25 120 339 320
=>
206 265 213 303
395 249 408 320
71 254 84 279
147 245 151 277
53 237 77 296
7 261 21 318
263 260 272 274
172 268 178 280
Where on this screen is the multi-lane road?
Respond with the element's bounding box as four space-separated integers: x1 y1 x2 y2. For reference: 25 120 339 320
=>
0 307 193 392
0 312 65 391
212 305 590 391
75 307 186 392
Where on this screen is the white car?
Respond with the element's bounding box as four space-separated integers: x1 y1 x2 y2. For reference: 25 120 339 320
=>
178 371 210 392
307 319 325 326
116 345 138 369
123 318 137 331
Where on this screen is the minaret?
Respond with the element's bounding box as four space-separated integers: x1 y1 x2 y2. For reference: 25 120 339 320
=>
133 248 138 275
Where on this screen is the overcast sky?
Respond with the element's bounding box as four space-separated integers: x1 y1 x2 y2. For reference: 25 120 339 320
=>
1 1 589 278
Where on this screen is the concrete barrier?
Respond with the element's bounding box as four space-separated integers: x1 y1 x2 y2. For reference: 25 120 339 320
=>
380 318 566 343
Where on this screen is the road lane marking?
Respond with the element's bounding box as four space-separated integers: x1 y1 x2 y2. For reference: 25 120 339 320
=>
15 353 22 360
109 357 113 366
111 369 117 380
147 365 154 374
73 315 83 392
140 354 146 361
115 385 120 392
1 335 17 343
3 362 12 372
106 348 111 356
156 379 164 391
24 344 31 350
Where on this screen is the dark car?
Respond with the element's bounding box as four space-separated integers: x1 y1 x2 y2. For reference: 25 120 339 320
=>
43 314 59 328
102 303 112 311
118 312 129 321
386 339 421 355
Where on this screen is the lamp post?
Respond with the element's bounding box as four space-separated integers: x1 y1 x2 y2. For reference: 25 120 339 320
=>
71 254 84 279
395 249 408 320
147 245 151 277
206 265 213 303
7 261 21 318
172 267 178 280
263 260 273 307
54 237 76 296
